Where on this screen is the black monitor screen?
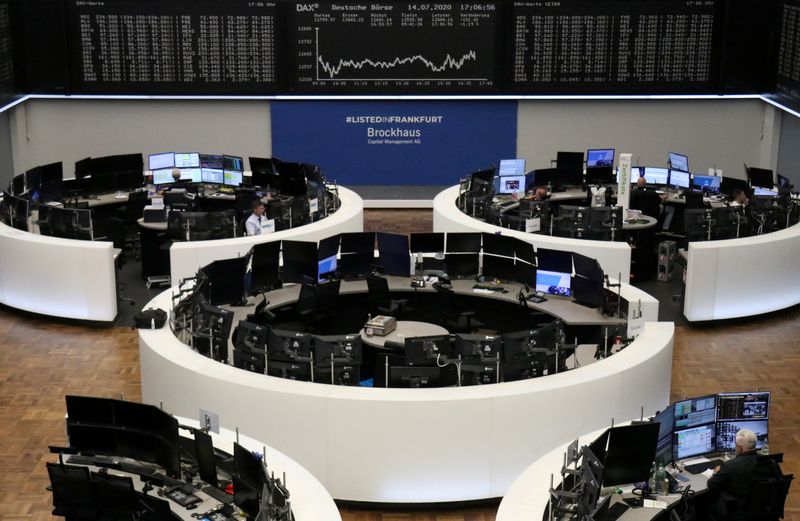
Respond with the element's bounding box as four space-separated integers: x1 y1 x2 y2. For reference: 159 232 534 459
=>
404 335 452 365
536 248 572 273
471 167 495 184
748 167 774 189
25 167 42 191
75 157 92 179
572 253 600 279
65 395 115 424
588 429 610 467
410 232 444 253
249 157 274 173
200 154 224 169
674 394 717 430
716 391 770 421
654 405 675 442
556 151 584 185
250 241 280 292
585 167 615 185
389 366 442 388
602 423 660 486
445 253 479 278
482 233 516 257
446 233 481 253
318 234 341 260
720 176 750 197
513 240 535 264
200 257 249 306
377 232 410 277
12 174 24 195
341 232 375 254
282 240 318 284
194 429 217 488
482 254 515 281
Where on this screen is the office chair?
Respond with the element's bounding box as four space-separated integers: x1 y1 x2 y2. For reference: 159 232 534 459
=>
295 282 339 332
433 284 484 333
110 190 148 253
630 189 661 219
91 471 145 521
366 274 409 317
742 471 793 521
684 190 704 210
35 204 53 236
46 462 96 520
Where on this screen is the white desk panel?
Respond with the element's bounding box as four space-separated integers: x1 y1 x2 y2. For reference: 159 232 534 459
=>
0 223 117 321
140 285 672 504
684 221 800 321
433 186 632 282
169 187 364 283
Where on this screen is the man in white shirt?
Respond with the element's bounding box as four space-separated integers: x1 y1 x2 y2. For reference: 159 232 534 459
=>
245 200 267 236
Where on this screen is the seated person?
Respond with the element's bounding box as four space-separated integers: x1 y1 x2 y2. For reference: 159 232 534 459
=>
167 168 197 193
730 187 750 207
245 200 268 236
630 175 675 231
703 429 782 520
526 186 549 201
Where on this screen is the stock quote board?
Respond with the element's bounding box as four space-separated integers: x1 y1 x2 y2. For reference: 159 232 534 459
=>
290 1 500 93
65 0 282 94
509 0 721 94
776 0 800 107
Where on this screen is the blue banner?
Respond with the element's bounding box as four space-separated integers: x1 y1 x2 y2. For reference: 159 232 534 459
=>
271 101 517 185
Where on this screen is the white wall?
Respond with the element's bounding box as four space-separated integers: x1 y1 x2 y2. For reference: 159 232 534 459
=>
517 99 779 180
7 97 782 183
8 99 271 175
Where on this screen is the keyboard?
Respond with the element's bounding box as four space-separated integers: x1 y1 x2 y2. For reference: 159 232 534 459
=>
165 487 202 508
605 502 630 521
202 485 234 504
685 459 723 474
473 284 505 292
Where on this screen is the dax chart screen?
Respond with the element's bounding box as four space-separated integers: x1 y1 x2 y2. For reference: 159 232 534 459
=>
291 1 499 92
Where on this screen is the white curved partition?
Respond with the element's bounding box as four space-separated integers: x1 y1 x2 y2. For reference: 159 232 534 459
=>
433 186 632 282
0 222 117 321
684 221 800 321
140 284 673 503
169 187 364 282
177 416 341 521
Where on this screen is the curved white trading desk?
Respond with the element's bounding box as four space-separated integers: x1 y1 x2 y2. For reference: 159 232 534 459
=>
496 423 631 521
169 187 364 283
176 416 341 521
433 186 633 282
0 222 117 321
140 278 672 503
683 220 800 321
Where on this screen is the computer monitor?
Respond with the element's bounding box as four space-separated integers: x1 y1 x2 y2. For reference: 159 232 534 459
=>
267 328 312 362
673 423 716 460
669 170 690 189
174 153 200 168
470 166 495 185
267 360 312 381
482 254 515 281
716 391 770 421
453 334 501 359
495 174 525 196
233 443 265 519
149 152 175 171
655 405 675 441
536 270 571 297
75 157 92 179
377 232 411 277
317 254 337 282
777 174 791 188
555 151 584 185
572 273 604 309
40 162 63 184
445 253 479 278
602 423 660 486
404 335 452 365
692 174 721 192
249 156 274 174
499 158 526 176
152 169 174 185
193 429 218 487
585 166 615 185
482 233 517 257
668 152 689 172
389 366 442 388
536 248 572 273
748 167 774 189
655 433 673 467
180 168 202 183
642 167 669 186
752 186 778 196
25 166 42 191
410 232 444 253
586 149 615 168
281 240 318 284
588 429 610 466
224 170 243 187
341 232 375 254
674 394 717 430
200 154 224 169
313 334 362 365
224 155 244 171
716 419 769 452
201 168 224 184
446 232 481 253
12 174 24 195
200 257 249 306
250 241 280 292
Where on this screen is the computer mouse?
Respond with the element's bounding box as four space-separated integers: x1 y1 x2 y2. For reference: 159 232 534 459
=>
186 504 197 510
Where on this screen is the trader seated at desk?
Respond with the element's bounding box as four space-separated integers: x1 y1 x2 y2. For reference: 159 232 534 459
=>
631 175 675 231
525 186 549 201
245 200 269 236
702 429 783 520
730 188 750 207
166 167 197 193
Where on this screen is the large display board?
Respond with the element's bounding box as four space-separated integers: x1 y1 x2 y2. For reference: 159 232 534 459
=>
776 0 800 108
291 1 499 92
65 0 281 94
509 0 720 93
0 0 14 99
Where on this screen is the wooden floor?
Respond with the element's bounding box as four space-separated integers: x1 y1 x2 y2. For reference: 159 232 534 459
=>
0 208 797 521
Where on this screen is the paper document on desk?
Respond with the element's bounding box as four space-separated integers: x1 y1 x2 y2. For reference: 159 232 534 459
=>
702 469 715 478
472 288 494 294
642 499 668 509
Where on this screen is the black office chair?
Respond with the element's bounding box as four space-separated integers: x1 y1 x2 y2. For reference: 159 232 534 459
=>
367 274 409 317
684 190 704 210
630 189 662 219
91 471 145 521
46 462 96 520
743 471 793 521
433 284 484 333
110 190 149 253
295 282 339 332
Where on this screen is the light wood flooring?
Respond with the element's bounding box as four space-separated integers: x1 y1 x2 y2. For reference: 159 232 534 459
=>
0 208 797 521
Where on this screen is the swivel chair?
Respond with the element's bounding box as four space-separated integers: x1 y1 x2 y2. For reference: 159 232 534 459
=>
742 471 793 521
46 462 96 520
630 189 661 219
295 281 340 332
366 274 409 317
433 284 484 333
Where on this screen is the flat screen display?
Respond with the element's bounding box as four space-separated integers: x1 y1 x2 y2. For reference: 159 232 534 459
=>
149 152 174 171
174 153 200 168
180 168 202 183
669 170 690 189
496 174 526 195
673 423 716 460
752 187 778 196
668 152 689 172
716 419 768 452
202 168 224 184
642 167 669 185
716 391 770 421
535 270 571 297
499 159 526 176
587 149 615 168
223 170 243 187
152 169 175 185
318 255 337 282
674 394 716 430
200 154 223 169
692 174 721 192
224 155 244 171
